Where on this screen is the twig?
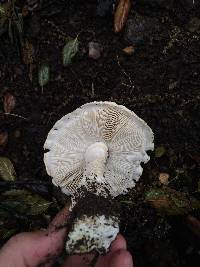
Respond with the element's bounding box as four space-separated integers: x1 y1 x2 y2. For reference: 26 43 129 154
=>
116 55 135 93
2 113 28 120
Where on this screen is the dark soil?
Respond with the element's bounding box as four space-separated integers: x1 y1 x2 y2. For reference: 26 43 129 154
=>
0 0 200 266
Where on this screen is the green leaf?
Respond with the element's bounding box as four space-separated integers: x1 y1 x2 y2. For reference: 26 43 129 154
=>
62 37 79 66
1 189 52 216
0 5 6 15
155 146 166 158
26 195 52 216
38 64 50 87
0 228 17 240
0 157 16 181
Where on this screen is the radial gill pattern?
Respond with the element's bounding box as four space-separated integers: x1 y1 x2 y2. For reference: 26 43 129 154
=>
44 101 154 196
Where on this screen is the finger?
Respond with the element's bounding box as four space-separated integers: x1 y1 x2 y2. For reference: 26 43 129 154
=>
95 234 128 267
62 253 95 267
48 203 71 232
96 249 133 267
109 250 133 267
0 204 71 267
109 234 127 251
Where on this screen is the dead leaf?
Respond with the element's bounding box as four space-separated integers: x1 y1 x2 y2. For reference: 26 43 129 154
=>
190 153 200 165
122 45 135 55
145 186 200 216
114 0 131 33
0 130 8 146
1 189 52 216
3 92 16 114
159 173 169 185
22 5 29 17
185 215 200 238
22 40 35 81
0 157 16 181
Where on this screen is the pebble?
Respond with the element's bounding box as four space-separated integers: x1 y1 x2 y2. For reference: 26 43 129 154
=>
88 42 102 60
159 172 170 185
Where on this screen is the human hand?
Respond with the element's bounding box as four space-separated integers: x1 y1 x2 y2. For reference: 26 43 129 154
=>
0 205 133 267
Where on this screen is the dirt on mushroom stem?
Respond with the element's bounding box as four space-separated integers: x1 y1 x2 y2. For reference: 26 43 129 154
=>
66 189 121 255
73 189 120 220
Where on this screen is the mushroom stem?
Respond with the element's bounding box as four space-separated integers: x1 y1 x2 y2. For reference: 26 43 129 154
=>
84 142 108 180
79 142 109 196
66 215 119 254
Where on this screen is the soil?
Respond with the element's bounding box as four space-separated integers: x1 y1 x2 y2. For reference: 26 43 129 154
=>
0 0 200 266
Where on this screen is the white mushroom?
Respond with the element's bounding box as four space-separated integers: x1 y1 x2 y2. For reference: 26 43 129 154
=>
44 101 154 254
44 101 154 196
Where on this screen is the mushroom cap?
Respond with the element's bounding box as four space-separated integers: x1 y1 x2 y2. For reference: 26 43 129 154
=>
44 101 154 196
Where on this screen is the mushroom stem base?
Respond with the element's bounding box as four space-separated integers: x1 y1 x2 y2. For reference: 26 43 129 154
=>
66 214 119 254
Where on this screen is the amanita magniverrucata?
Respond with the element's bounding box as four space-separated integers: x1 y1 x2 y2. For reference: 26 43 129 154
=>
44 101 154 254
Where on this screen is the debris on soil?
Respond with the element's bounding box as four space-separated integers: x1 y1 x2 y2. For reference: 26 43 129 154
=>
114 0 132 33
88 41 102 60
122 45 135 55
187 17 200 33
155 146 166 158
124 13 162 43
25 0 40 12
185 215 200 238
62 37 79 66
3 92 16 114
0 130 8 147
158 172 169 185
145 186 200 215
38 64 50 89
22 39 35 81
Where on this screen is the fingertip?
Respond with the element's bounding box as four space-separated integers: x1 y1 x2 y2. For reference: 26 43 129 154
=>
62 253 95 267
110 249 133 267
110 234 127 252
49 204 71 231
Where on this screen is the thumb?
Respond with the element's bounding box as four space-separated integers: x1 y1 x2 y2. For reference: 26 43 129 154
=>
0 204 71 267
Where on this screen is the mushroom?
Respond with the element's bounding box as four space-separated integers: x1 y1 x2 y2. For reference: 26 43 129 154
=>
44 101 154 254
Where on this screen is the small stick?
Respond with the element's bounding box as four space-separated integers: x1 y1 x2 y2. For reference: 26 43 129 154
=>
2 113 28 120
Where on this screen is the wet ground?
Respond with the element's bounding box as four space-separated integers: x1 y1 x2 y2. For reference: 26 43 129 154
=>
0 0 200 266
